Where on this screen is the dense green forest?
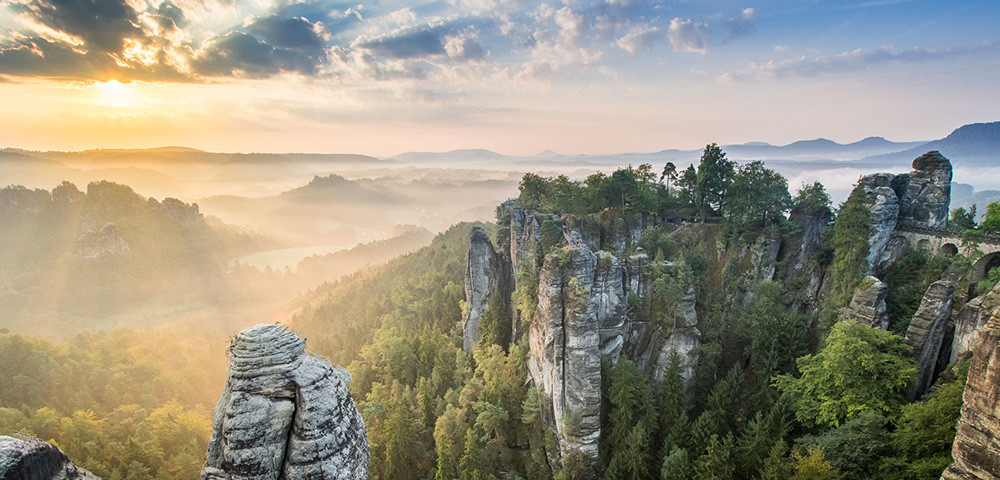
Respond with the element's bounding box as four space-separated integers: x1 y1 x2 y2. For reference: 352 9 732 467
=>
2 146 995 479
286 146 980 479
0 326 229 479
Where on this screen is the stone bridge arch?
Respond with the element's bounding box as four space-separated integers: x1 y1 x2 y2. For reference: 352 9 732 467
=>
894 225 1000 282
973 252 1000 283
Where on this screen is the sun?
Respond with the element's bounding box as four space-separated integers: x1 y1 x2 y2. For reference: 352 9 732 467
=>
94 79 135 108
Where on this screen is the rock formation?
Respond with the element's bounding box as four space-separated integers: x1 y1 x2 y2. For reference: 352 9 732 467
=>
786 204 833 272
951 281 1000 363
904 281 956 399
76 222 131 259
897 151 952 229
527 246 605 461
858 152 953 276
861 180 900 276
941 300 1000 480
202 324 369 480
149 197 204 226
840 277 890 329
0 434 99 479
463 227 513 353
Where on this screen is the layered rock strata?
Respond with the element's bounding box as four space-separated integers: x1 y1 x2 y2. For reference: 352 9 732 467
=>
941 302 1000 480
527 246 606 461
904 281 956 399
202 324 369 480
0 435 99 480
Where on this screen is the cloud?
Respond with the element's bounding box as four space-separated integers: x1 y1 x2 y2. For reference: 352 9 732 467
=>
11 0 147 54
0 34 191 81
247 15 328 50
355 28 446 59
444 28 486 63
667 17 710 54
192 31 325 77
154 2 187 32
616 25 665 55
725 8 756 42
719 43 1000 82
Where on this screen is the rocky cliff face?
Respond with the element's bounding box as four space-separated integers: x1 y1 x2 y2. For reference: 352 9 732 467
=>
76 222 131 259
941 300 1000 480
858 151 953 276
528 246 604 461
202 324 369 480
905 281 956 399
951 282 1000 363
463 227 513 352
521 230 700 466
897 151 952 229
863 182 900 276
840 277 890 329
0 435 99 479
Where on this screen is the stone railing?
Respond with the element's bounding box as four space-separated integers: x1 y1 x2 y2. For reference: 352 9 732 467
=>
895 221 1000 245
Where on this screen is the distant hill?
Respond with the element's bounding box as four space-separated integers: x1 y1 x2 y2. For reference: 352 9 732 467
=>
863 122 1000 167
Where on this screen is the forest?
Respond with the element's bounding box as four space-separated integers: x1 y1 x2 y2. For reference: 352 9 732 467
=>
3 145 1000 479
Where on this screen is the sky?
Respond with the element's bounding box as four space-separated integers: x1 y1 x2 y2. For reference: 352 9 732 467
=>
0 0 998 156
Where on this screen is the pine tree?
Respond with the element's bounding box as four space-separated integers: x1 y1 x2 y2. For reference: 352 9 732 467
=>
758 441 791 480
694 433 735 480
660 447 690 480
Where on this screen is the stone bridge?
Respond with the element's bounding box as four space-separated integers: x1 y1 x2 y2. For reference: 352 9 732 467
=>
895 222 1000 281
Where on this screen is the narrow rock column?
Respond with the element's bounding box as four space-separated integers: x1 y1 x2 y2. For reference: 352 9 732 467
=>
904 281 956 400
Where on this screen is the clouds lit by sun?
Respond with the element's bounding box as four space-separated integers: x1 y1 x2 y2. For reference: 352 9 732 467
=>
0 0 997 154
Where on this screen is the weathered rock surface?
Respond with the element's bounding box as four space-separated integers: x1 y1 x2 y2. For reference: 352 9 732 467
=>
840 277 890 329
592 252 627 361
652 327 701 388
0 435 99 480
787 205 833 272
905 281 956 399
897 151 952 229
463 227 512 353
202 324 369 480
862 182 899 276
941 302 1000 480
951 281 1000 363
857 152 953 276
76 222 131 259
528 246 603 461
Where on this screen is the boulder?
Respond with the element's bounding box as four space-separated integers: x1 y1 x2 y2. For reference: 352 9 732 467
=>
0 435 99 479
840 277 890 329
904 281 956 399
202 324 369 480
941 300 1000 480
